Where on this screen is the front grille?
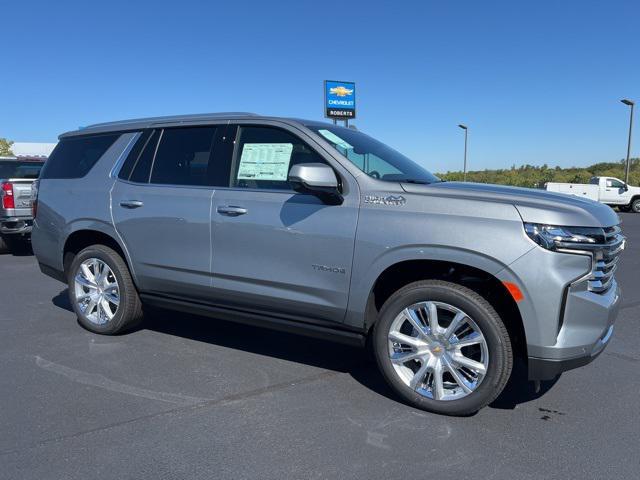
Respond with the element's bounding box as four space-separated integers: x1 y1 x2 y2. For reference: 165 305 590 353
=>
557 225 625 294
589 226 625 293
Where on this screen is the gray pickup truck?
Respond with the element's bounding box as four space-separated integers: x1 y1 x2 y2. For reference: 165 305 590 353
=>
0 157 44 252
31 113 624 415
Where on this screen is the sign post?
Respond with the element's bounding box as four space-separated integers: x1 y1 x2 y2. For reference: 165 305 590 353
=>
324 80 356 126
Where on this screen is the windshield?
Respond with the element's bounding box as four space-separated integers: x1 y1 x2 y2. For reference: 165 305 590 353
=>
306 124 440 184
0 161 44 179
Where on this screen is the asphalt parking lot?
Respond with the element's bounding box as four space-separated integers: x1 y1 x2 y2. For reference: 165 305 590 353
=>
1 213 638 480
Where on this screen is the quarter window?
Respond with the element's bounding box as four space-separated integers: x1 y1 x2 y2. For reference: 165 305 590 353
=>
231 126 329 190
40 133 120 179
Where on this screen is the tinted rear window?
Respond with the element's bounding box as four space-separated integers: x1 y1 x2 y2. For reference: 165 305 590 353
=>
40 134 120 179
150 127 217 186
0 161 44 179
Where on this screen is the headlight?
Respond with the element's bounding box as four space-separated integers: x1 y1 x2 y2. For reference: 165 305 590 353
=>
524 223 600 251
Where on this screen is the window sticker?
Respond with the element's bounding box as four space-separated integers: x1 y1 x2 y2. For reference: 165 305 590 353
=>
237 143 293 181
318 129 353 150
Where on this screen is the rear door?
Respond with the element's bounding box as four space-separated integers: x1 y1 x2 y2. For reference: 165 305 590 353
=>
209 123 360 324
111 126 221 301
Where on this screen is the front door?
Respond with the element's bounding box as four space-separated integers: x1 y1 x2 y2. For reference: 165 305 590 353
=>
210 125 359 324
600 178 629 205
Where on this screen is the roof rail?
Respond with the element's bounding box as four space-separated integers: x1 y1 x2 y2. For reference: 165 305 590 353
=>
85 112 259 129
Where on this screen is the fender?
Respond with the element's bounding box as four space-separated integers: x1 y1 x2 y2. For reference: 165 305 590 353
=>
61 219 139 285
343 244 521 330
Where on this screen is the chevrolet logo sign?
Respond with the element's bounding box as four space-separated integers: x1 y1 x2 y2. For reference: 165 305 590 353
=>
329 86 354 97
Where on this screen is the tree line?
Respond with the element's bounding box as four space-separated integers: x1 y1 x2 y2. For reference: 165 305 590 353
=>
0 138 14 156
438 159 640 188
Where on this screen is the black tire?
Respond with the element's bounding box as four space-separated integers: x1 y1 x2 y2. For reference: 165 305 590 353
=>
618 205 631 213
0 235 9 254
372 280 513 416
632 198 640 214
68 244 143 335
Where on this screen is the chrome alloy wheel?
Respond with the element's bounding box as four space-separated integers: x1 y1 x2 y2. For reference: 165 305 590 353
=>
388 301 489 401
74 258 120 325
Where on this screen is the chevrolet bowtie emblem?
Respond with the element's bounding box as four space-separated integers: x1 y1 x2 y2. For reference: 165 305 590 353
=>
329 86 354 97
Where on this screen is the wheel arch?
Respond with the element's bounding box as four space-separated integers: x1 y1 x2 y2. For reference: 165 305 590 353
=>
360 257 528 361
62 226 136 285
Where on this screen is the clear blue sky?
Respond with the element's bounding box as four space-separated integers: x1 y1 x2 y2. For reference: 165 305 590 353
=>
2 0 638 173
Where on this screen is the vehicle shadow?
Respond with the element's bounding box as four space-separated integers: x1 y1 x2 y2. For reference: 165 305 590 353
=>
52 289 73 312
489 360 560 410
0 240 34 256
51 288 557 411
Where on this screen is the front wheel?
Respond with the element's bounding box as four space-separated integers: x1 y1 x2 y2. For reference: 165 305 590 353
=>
373 280 513 416
68 245 143 334
632 199 640 213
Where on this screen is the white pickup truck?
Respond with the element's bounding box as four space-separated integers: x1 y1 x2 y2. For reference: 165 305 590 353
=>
546 176 640 213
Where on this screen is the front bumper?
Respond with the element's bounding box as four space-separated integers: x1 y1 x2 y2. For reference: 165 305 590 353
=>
528 324 615 380
528 281 621 380
0 216 33 235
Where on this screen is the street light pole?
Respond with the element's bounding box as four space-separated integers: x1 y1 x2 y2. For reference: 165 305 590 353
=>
458 124 468 181
621 99 635 185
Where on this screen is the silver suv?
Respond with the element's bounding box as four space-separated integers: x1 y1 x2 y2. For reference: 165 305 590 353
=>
32 113 624 415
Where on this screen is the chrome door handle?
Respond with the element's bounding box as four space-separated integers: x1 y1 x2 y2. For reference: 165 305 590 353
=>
120 200 144 209
217 205 248 217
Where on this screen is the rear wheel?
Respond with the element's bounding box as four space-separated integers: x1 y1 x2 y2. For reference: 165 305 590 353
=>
373 280 512 416
68 245 143 334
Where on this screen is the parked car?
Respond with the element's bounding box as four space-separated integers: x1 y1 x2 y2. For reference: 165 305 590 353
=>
546 176 640 212
0 157 45 252
31 114 624 415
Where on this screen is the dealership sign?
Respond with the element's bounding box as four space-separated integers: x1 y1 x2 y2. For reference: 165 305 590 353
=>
324 80 356 119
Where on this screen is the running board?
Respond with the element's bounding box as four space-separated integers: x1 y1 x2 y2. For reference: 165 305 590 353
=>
140 293 366 347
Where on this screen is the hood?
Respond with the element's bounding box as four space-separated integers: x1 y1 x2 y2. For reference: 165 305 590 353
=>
401 181 620 228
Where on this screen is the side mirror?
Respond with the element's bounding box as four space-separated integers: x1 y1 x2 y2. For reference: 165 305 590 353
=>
288 163 342 205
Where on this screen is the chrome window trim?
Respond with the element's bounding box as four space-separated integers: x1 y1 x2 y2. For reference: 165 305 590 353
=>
109 132 142 179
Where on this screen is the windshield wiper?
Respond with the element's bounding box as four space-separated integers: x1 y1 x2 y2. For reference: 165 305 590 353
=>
401 179 431 184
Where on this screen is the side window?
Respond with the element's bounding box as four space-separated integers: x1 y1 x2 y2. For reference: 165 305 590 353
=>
40 133 120 179
118 130 152 180
362 153 402 179
150 127 217 186
130 130 160 183
609 179 625 189
231 126 328 190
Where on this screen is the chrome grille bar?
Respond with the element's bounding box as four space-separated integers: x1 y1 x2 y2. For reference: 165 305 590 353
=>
559 224 625 294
